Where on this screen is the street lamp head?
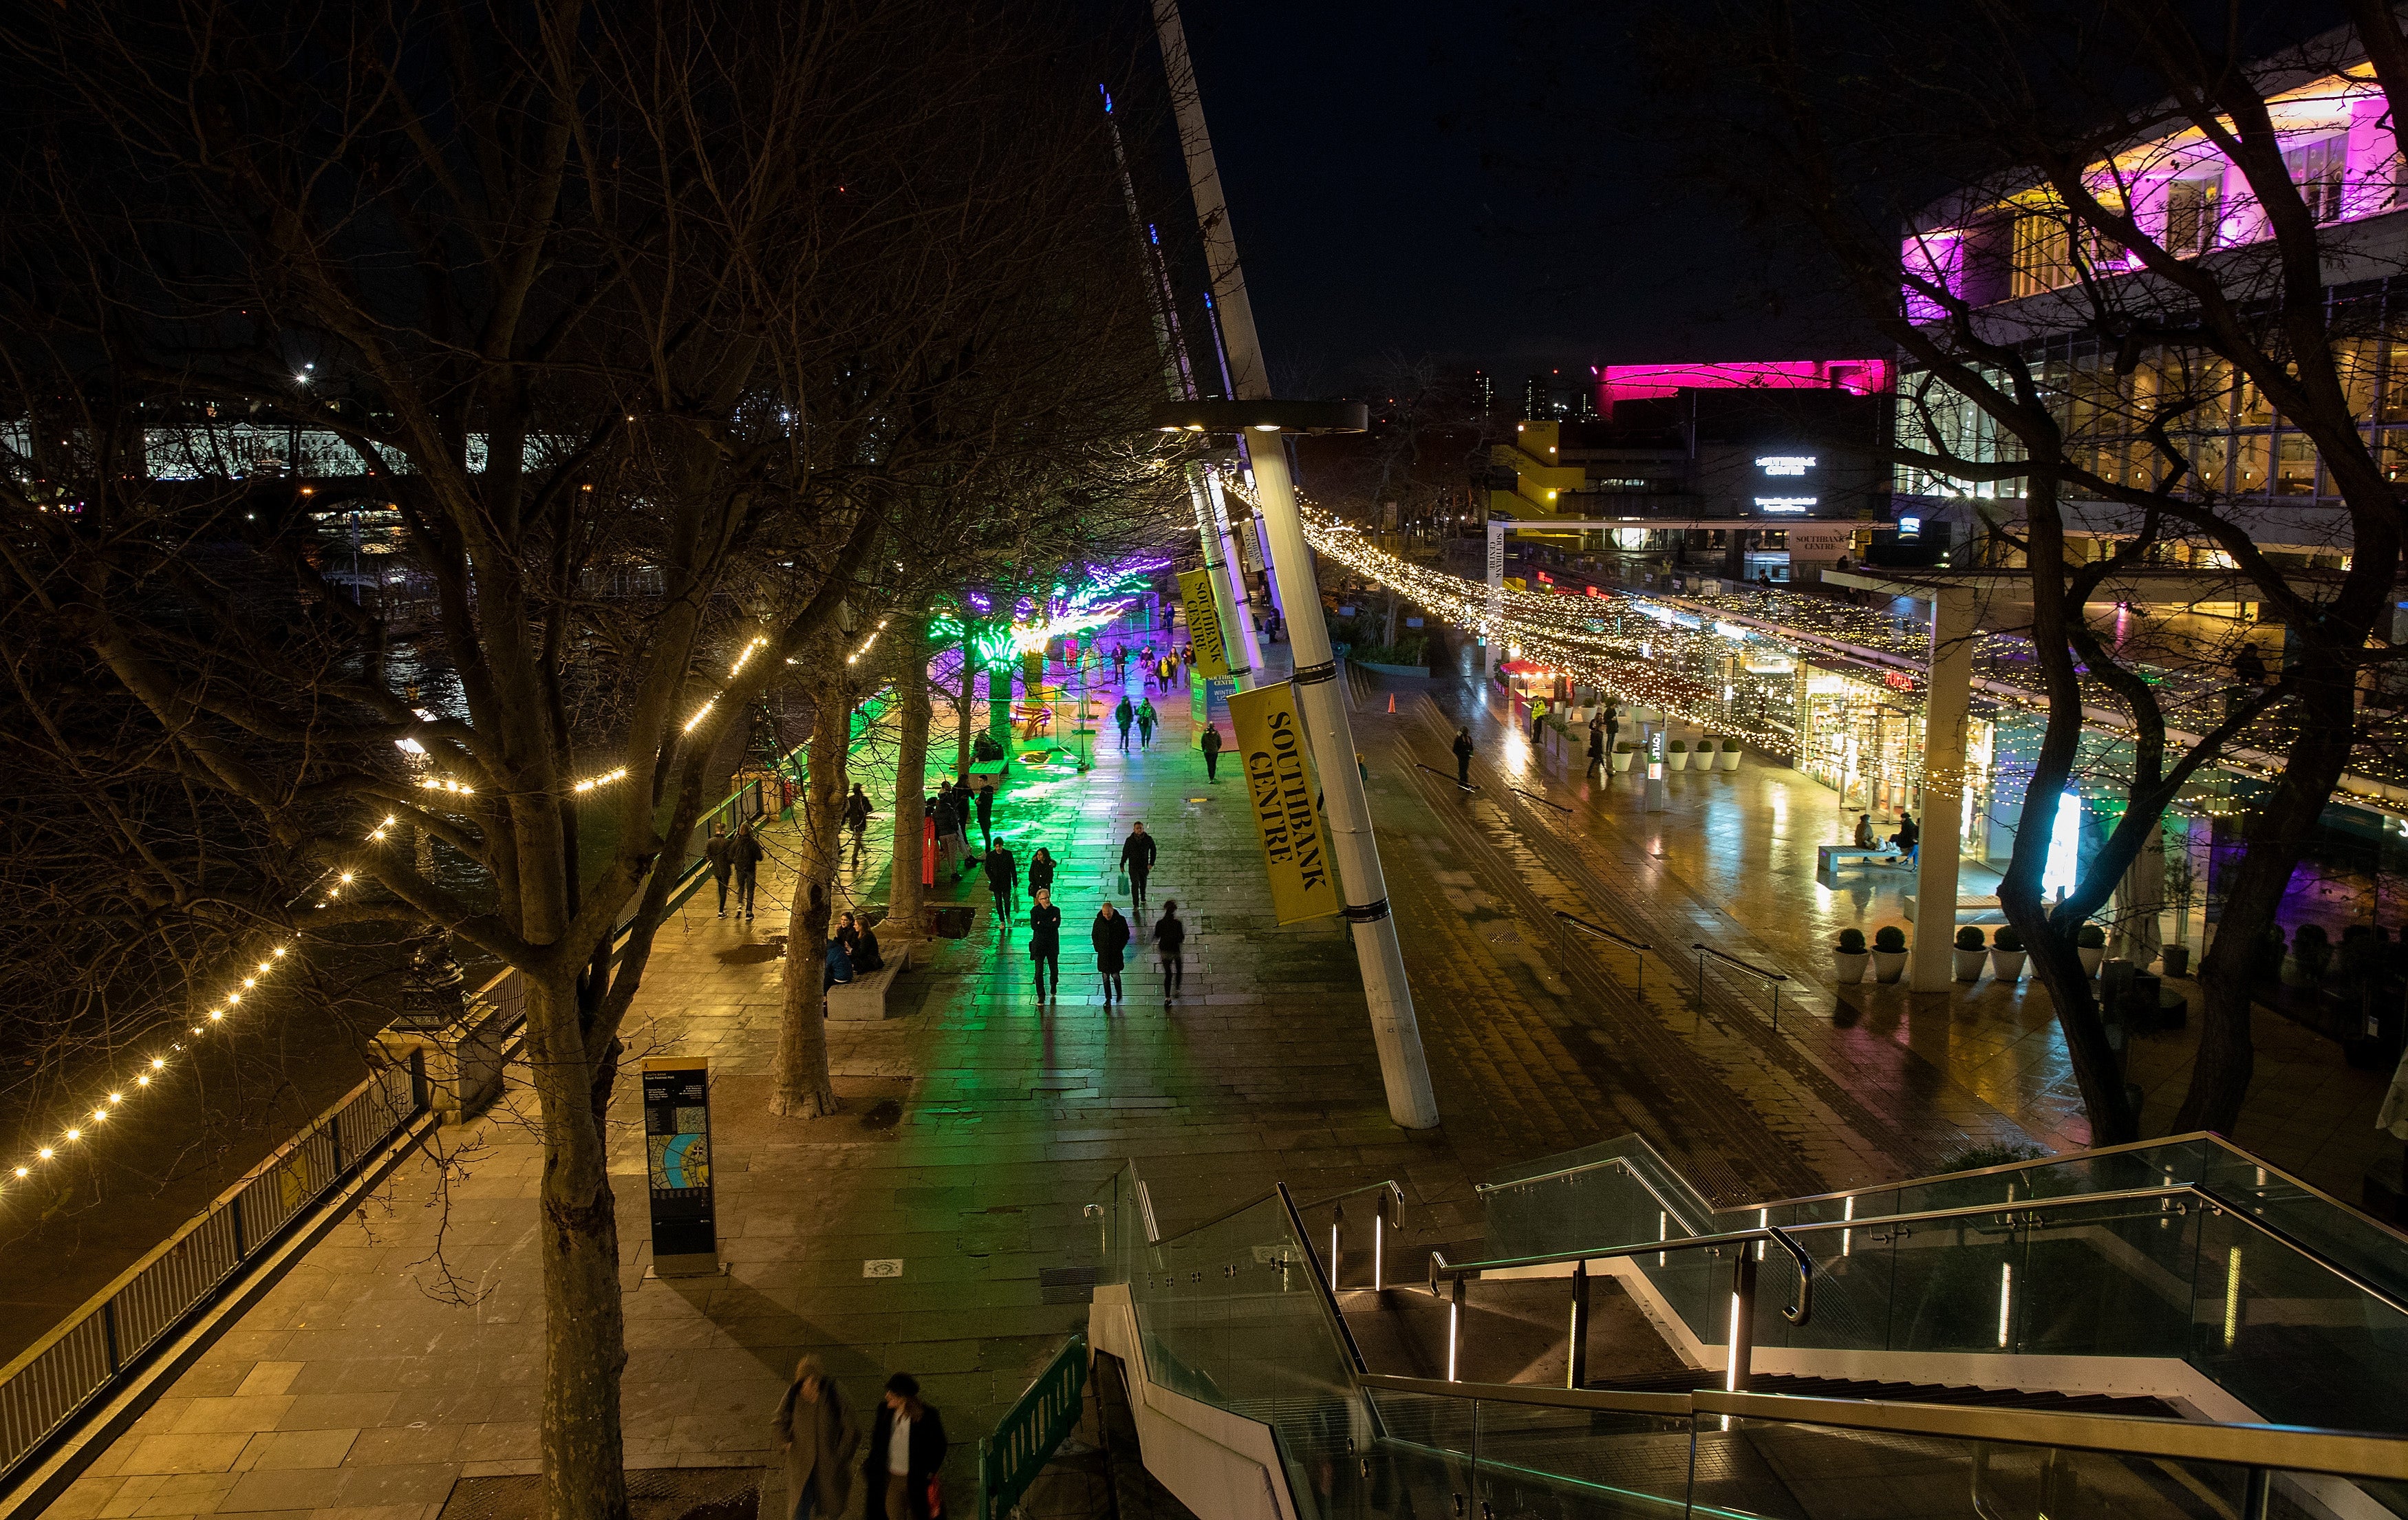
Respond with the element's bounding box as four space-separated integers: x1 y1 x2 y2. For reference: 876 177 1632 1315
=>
1150 399 1368 436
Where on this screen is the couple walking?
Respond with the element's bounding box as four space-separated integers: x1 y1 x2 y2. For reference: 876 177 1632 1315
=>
1082 899 1186 1005
706 820 765 918
773 1361 947 1520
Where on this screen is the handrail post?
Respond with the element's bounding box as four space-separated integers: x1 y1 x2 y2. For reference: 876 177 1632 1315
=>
1373 1191 1386 1292
1727 1248 1758 1393
1331 1201 1345 1292
1567 1259 1591 1391
1448 1274 1465 1383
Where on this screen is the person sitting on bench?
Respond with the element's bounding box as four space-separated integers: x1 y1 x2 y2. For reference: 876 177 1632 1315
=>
971 730 1007 764
1889 812 1920 866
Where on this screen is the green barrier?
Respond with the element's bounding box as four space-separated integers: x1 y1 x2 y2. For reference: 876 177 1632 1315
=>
978 1331 1088 1520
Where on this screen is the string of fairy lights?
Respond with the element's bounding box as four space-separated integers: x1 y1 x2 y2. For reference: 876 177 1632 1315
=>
4 609 908 1204
1282 493 2408 813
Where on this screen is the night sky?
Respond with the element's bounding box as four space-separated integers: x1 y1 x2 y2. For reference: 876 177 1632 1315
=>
1174 2 1871 394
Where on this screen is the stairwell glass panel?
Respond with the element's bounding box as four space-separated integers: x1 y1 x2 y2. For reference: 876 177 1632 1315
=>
1472 1396 1694 1520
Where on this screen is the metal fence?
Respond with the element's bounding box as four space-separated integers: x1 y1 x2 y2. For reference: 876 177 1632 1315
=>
978 1332 1089 1520
0 1056 427 1485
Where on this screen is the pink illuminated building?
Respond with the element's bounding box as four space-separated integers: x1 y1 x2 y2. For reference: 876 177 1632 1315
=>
1591 359 1891 420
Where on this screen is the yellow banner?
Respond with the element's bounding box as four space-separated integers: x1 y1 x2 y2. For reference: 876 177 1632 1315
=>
1176 567 1232 679
1227 685 1337 924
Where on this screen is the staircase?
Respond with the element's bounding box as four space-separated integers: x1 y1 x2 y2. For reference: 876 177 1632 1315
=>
1081 1141 2408 1520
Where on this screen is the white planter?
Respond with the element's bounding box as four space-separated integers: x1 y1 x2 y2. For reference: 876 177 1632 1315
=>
1610 750 1635 773
1833 950 1869 985
1952 948 1987 982
1666 749 1690 772
1718 747 1741 771
1871 949 1908 983
2077 946 2105 976
1990 948 2028 981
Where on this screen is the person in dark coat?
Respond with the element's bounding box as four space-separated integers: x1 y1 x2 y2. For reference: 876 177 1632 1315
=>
974 780 996 852
1119 822 1158 910
1603 701 1620 755
862 1373 947 1520
1200 724 1224 781
852 918 884 974
771 1355 859 1520
1091 902 1131 1005
1137 698 1158 749
1452 727 1475 789
1891 811 1921 867
1585 718 1606 777
1028 887 1062 1002
824 935 854 991
1115 698 1135 753
1026 847 1057 898
1152 900 1187 1002
984 842 1020 925
843 784 872 864
733 821 765 919
706 823 735 917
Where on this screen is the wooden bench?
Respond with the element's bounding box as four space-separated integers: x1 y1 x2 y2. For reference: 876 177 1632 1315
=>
1816 843 1902 888
825 939 916 1021
967 758 1010 782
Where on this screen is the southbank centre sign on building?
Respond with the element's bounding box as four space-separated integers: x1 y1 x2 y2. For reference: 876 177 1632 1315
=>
1227 683 1337 924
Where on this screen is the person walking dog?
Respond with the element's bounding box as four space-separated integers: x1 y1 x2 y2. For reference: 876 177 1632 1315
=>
771 1355 859 1520
1092 901 1131 1005
862 1373 947 1520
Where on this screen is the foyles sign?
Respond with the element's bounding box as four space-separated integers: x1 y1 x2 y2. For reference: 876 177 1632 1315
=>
1227 684 1337 924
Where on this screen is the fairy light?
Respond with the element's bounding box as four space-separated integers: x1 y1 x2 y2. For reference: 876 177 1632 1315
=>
572 767 630 794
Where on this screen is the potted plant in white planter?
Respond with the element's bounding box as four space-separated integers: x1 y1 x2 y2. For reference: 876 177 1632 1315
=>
1666 739 1688 771
1834 927 1869 984
1610 741 1636 773
1717 738 1742 771
1989 925 2027 981
1871 924 1909 983
2076 922 2107 976
1952 925 1986 982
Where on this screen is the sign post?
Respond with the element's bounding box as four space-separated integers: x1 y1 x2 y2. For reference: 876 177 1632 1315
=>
1227 684 1339 925
642 1056 720 1277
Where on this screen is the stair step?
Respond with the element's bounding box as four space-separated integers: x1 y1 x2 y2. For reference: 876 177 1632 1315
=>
1588 1368 2180 1420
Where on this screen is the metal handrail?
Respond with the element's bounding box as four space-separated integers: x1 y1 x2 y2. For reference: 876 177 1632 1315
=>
1690 942 1787 983
1291 1179 1404 1218
1509 785 1571 813
1475 1148 1706 1239
1555 911 1648 954
1430 1222 1812 1327
1415 761 1476 789
1355 1376 2408 1485
1276 1183 1373 1377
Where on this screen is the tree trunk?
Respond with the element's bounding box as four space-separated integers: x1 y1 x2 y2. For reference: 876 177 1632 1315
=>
771 679 849 1117
524 973 630 1520
952 622 977 781
890 617 931 930
2023 929 2137 1144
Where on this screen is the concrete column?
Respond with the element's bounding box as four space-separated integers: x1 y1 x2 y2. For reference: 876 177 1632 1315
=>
1911 588 1976 992
1201 467 1267 681
1485 522 1507 674
1250 440 1439 1129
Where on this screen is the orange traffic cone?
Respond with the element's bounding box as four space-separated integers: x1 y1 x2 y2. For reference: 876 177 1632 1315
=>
1386 693 1396 714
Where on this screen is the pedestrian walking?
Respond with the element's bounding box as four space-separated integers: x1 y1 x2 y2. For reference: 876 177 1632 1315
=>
1027 846 1057 898
771 1355 859 1520
863 1373 947 1520
1152 900 1186 1002
1137 698 1158 749
706 822 735 917
1115 697 1135 753
1028 887 1063 1002
843 784 871 864
1091 901 1131 1005
1201 724 1224 782
733 820 764 919
1603 700 1620 756
1119 821 1157 910
974 779 996 852
985 841 1020 924
1586 716 1606 777
1452 727 1475 789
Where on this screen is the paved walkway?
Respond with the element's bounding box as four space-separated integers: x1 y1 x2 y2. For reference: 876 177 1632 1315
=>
47 630 2399 1519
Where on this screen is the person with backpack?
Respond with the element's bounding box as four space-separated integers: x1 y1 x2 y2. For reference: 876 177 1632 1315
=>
1027 887 1062 1003
1115 697 1135 753
1136 698 1158 750
1152 901 1187 1003
863 1373 947 1520
1091 901 1131 1005
1200 724 1224 782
